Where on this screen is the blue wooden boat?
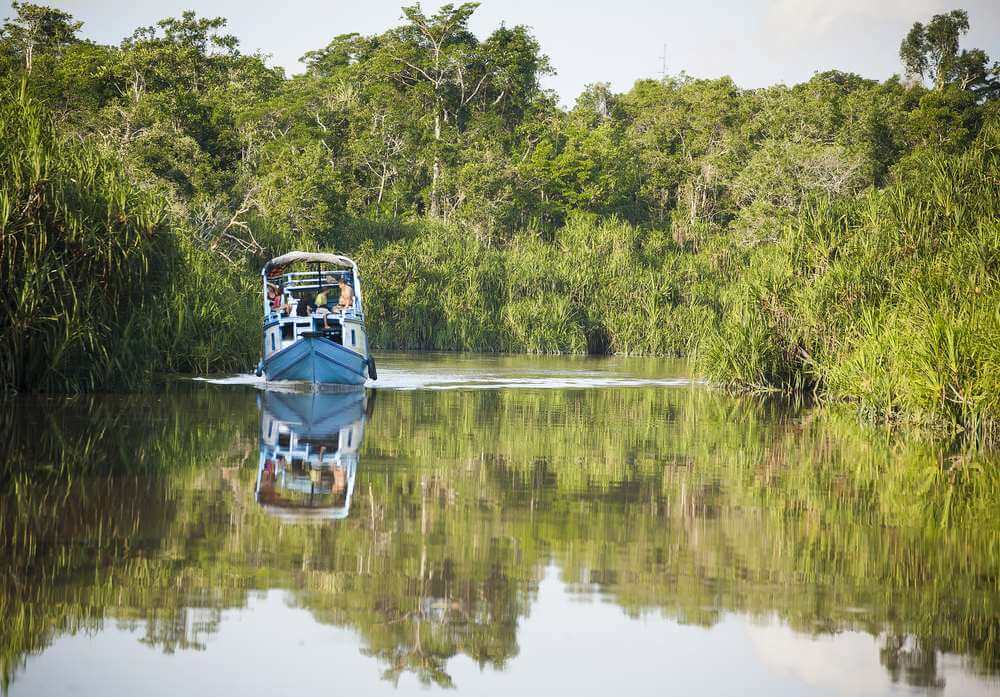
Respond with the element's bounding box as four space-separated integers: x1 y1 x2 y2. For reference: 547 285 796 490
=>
256 251 376 388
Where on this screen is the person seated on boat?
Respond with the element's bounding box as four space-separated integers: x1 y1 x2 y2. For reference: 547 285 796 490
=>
332 276 355 312
294 291 310 317
262 457 277 482
267 283 294 316
313 282 333 328
309 444 335 468
332 464 347 494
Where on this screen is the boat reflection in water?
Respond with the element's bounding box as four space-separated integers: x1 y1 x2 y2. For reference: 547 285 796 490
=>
256 389 370 522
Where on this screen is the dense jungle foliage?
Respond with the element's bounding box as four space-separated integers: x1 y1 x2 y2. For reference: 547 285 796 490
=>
0 4 998 436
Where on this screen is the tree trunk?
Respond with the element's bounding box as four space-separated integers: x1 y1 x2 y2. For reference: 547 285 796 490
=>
430 110 442 218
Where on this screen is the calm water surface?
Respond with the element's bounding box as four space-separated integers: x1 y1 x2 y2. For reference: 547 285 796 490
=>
2 353 998 696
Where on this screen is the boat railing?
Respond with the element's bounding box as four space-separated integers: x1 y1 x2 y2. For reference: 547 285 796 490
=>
277 271 351 292
264 307 364 325
265 270 363 321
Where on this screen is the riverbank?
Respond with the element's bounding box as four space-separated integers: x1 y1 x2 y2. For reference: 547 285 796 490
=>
354 120 999 441
2 78 998 441
3 90 997 440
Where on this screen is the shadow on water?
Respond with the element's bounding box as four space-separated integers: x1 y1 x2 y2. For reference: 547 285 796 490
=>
0 361 998 694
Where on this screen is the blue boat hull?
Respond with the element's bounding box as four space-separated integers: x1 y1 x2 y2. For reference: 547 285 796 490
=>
264 335 368 387
261 390 365 434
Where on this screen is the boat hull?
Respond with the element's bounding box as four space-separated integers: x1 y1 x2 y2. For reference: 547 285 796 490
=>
261 390 365 435
263 335 368 387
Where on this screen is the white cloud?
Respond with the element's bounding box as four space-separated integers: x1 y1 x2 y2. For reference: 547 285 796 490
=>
764 0 940 44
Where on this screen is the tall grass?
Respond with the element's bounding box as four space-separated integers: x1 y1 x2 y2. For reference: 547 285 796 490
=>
695 115 1000 439
0 88 168 391
355 215 699 356
0 90 256 391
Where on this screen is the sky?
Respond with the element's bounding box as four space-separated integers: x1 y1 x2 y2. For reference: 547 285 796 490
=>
5 0 1000 104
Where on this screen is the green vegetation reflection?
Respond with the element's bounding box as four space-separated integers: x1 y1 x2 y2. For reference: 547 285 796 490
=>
0 382 998 690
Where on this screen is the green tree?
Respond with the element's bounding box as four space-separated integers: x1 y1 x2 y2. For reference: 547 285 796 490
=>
899 9 999 98
0 1 80 74
389 3 482 217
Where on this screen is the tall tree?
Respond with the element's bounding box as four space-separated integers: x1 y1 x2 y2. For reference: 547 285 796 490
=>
390 3 482 217
0 1 81 74
899 9 999 99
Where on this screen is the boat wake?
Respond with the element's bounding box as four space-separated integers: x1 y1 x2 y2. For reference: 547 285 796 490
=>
370 369 696 391
193 363 699 391
193 374 265 386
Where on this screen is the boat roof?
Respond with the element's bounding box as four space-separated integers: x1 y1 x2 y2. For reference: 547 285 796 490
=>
258 502 352 522
263 251 356 273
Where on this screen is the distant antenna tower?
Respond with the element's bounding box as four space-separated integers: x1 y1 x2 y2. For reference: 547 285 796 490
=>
659 43 668 79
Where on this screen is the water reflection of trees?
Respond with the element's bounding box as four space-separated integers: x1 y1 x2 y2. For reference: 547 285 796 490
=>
0 385 997 690
881 635 947 691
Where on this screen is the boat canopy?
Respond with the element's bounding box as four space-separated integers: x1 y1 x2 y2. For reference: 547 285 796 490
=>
263 251 356 274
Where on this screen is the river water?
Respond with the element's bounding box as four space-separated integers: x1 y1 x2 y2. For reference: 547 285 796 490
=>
1 353 997 696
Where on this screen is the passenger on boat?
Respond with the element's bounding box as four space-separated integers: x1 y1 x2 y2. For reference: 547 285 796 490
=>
333 276 355 311
314 279 333 328
332 464 347 493
267 283 294 316
262 457 277 482
294 292 310 316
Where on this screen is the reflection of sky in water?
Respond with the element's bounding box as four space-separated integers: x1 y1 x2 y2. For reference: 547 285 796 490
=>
13 568 996 697
746 622 994 697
